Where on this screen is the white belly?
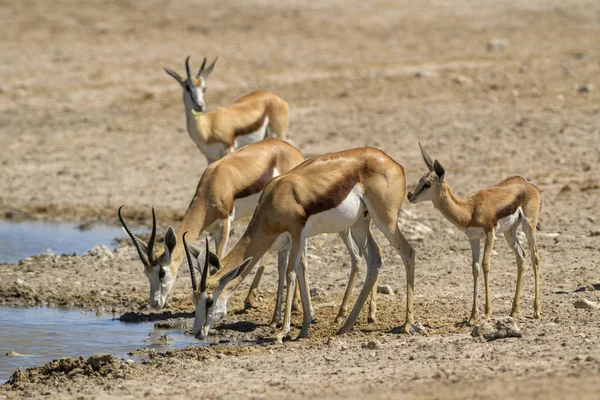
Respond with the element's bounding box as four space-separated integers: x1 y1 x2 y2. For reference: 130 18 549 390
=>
232 192 262 221
464 208 522 240
197 142 226 163
303 185 365 238
234 117 269 149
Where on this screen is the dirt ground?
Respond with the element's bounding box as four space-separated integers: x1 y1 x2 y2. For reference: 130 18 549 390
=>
1 0 600 398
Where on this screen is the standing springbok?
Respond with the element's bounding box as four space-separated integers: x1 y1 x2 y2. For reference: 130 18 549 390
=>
184 148 416 342
164 56 290 164
407 143 542 323
118 139 303 309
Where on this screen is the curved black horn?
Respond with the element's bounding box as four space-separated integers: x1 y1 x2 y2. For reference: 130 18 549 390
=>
118 205 149 266
200 235 210 292
418 142 435 172
185 55 192 78
147 206 157 264
197 57 207 77
182 232 198 291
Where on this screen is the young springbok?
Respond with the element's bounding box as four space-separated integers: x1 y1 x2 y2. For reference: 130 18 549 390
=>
164 56 289 164
118 139 303 309
407 143 542 323
183 148 416 342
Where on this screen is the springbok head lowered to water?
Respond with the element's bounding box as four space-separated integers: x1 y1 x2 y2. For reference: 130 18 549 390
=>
164 55 218 114
182 232 252 339
118 205 178 309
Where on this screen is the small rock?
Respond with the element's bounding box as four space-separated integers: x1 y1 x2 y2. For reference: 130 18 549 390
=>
415 69 436 79
88 245 114 259
377 284 394 296
87 354 116 369
310 287 328 298
471 317 522 341
15 279 27 286
487 38 508 52
363 340 382 350
578 84 594 93
409 322 427 336
573 298 599 310
6 351 23 357
452 75 473 86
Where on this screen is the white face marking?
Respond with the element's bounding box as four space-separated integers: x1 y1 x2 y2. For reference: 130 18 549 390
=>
145 266 175 309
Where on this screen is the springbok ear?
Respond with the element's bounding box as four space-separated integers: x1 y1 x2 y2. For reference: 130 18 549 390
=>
164 226 177 258
202 57 218 78
419 142 435 172
164 67 184 86
433 160 445 182
218 257 253 288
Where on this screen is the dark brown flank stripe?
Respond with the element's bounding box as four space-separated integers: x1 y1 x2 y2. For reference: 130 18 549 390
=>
233 111 268 137
304 171 360 218
495 193 523 221
235 158 277 199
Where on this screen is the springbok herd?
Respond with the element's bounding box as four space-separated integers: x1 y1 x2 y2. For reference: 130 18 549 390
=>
119 56 542 343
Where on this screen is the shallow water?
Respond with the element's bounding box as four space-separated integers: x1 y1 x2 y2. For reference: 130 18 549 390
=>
0 307 201 383
0 220 127 264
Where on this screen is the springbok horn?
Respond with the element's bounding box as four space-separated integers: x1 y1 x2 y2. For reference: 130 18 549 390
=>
197 57 207 77
185 55 192 79
182 232 197 291
200 235 210 292
118 205 149 266
147 206 157 264
419 142 435 172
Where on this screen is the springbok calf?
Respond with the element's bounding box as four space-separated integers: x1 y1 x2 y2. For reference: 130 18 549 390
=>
407 143 542 323
118 139 303 309
164 56 290 164
184 148 416 342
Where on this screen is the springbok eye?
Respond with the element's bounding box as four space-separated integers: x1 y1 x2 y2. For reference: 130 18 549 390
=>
206 298 213 308
423 182 431 189
159 268 166 280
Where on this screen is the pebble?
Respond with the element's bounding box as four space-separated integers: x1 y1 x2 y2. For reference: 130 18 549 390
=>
471 317 522 341
415 69 435 78
88 245 114 259
573 298 599 310
487 38 508 52
363 340 382 350
578 84 594 93
409 322 428 336
6 351 23 357
310 287 328 298
377 284 394 296
452 75 473 86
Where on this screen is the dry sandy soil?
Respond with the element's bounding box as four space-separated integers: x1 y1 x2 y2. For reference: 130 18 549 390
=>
1 0 600 398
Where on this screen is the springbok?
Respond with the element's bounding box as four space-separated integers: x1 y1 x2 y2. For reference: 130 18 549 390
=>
164 56 290 164
183 147 417 342
118 139 303 309
407 143 542 323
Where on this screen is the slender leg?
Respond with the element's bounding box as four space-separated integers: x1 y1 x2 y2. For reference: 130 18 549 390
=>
244 252 270 310
299 242 314 318
337 226 382 334
504 226 526 318
523 221 541 318
482 231 495 319
468 239 481 324
335 228 363 324
270 251 288 328
216 217 231 258
373 221 416 334
275 237 305 342
296 239 314 338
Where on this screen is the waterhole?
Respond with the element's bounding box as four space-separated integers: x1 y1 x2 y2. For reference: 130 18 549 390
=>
0 220 127 264
0 307 201 382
